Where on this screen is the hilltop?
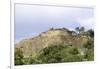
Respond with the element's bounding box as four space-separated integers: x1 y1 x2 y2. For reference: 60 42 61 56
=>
15 27 94 65
15 28 88 57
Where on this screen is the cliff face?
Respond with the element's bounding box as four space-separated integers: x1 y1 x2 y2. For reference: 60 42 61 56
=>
15 28 88 57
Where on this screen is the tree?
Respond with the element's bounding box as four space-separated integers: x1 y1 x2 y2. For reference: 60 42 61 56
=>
15 48 24 65
87 29 94 38
80 27 85 33
49 27 54 30
36 45 84 63
75 27 80 34
75 27 85 35
84 39 94 49
83 38 94 61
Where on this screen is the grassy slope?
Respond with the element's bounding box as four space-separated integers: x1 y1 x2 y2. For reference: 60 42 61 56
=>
15 29 94 65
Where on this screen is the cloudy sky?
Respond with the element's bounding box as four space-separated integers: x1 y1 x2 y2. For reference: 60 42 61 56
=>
15 4 94 43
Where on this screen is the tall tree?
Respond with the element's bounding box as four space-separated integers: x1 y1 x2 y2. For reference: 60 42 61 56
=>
87 29 94 38
75 27 80 34
80 27 85 33
75 27 85 34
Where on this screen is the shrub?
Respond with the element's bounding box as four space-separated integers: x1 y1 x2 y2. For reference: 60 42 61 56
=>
84 40 94 49
14 48 24 65
35 45 83 63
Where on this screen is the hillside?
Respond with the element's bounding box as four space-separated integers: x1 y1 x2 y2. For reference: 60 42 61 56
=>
15 28 94 65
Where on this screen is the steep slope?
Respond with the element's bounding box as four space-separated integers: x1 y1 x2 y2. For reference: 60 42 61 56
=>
15 28 88 58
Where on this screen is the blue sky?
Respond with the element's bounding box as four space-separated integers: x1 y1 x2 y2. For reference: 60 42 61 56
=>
15 4 94 43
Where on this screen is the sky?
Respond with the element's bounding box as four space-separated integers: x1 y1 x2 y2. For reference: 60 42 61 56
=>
15 4 94 43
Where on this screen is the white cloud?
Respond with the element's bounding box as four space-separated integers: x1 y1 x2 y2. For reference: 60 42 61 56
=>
77 17 94 30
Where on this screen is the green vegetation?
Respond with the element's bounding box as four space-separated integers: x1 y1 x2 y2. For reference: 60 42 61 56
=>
84 39 94 61
15 42 94 65
15 27 94 65
36 45 83 63
14 48 24 65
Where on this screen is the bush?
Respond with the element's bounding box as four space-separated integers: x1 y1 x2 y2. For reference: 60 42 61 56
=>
83 39 94 61
34 45 84 63
15 42 94 65
14 48 24 65
84 49 94 61
84 40 94 49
